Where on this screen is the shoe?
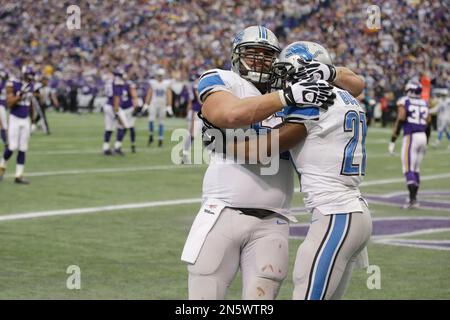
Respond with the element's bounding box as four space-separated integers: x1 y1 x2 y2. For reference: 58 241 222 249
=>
104 149 113 156
14 177 30 185
0 166 5 182
402 199 419 210
114 148 125 156
158 140 163 147
131 145 136 153
148 135 154 146
181 152 190 164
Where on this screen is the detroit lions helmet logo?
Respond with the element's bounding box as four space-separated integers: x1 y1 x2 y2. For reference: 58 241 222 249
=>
233 31 244 45
284 44 313 61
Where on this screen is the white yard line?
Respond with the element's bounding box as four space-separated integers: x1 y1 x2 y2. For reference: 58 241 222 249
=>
360 173 450 186
1 174 449 222
0 198 202 222
5 164 205 178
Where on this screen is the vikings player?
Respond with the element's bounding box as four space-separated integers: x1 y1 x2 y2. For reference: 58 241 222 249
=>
0 67 9 146
0 66 37 184
102 68 125 155
389 80 431 209
114 76 138 155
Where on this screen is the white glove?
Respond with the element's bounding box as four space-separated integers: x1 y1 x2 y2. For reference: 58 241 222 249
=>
141 103 149 112
291 59 337 82
388 142 395 155
278 80 336 110
166 105 174 116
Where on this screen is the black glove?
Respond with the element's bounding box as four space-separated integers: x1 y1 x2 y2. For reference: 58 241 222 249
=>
279 80 336 110
132 107 141 117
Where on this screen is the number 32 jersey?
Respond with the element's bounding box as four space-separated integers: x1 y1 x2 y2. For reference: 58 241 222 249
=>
397 96 429 135
285 88 367 215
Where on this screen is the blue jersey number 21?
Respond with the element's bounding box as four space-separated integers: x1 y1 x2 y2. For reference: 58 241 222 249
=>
340 111 367 176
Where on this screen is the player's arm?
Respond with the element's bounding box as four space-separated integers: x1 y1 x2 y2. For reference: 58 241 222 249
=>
202 90 284 128
293 61 364 97
389 103 406 153
166 87 173 107
199 71 335 129
227 123 307 163
6 85 21 108
143 87 153 111
130 86 139 109
333 67 365 97
51 90 60 109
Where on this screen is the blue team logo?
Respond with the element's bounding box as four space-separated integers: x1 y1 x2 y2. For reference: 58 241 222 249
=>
233 31 244 45
285 44 313 61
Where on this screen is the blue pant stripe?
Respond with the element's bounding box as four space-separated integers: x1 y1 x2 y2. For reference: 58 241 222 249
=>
309 214 349 300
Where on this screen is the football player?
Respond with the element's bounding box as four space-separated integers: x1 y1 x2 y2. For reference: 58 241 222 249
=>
389 80 431 209
181 76 202 164
430 88 450 148
0 67 8 146
102 68 125 155
181 27 364 300
230 41 371 300
142 68 173 147
0 65 37 184
114 74 139 155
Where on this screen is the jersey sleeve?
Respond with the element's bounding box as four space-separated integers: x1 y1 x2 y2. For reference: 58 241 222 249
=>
397 96 407 106
283 106 321 132
197 69 231 103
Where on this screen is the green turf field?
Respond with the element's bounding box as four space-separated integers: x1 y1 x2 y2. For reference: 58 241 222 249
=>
0 112 449 299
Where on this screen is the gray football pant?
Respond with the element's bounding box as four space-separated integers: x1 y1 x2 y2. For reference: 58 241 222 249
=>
293 200 372 300
188 207 290 300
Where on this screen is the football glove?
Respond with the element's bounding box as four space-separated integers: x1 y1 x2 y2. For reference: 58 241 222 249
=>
279 80 336 110
141 103 149 112
291 59 337 82
388 142 395 155
166 105 174 117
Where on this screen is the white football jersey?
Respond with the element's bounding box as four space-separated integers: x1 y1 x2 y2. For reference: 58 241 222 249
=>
148 79 172 106
436 97 450 120
286 87 367 215
197 69 294 218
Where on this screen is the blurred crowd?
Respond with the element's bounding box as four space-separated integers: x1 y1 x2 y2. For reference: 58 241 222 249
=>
0 0 448 121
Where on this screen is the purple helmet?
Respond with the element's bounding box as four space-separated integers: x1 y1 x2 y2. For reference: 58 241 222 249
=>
21 65 35 81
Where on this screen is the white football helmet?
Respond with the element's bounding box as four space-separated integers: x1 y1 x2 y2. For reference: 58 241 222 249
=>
269 41 334 90
231 25 281 87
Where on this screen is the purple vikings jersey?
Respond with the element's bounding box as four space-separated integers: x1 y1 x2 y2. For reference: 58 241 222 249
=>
398 96 429 135
8 80 33 118
191 82 201 112
0 79 6 105
120 81 135 109
105 77 124 106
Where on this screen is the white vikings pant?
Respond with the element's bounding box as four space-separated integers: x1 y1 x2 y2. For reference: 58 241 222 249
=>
0 104 7 129
104 104 116 131
401 132 427 174
8 114 31 152
293 199 372 300
148 104 166 122
117 107 135 129
186 207 290 300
